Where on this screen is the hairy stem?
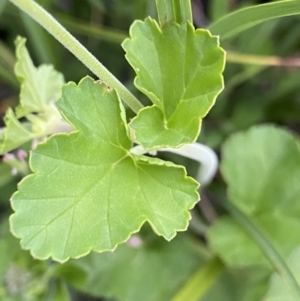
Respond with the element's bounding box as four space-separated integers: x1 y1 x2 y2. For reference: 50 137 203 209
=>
9 0 144 114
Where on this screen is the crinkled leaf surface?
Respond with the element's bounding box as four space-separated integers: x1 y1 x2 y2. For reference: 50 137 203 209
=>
10 77 199 262
263 245 300 301
0 37 64 154
67 233 205 301
123 18 225 150
208 126 300 266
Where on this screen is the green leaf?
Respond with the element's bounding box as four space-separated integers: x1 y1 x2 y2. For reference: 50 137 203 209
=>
263 245 300 301
10 77 199 262
201 265 271 301
0 109 33 154
209 217 268 266
14 36 64 118
209 0 300 40
171 258 224 301
123 18 225 150
68 234 206 301
208 126 300 266
0 37 65 154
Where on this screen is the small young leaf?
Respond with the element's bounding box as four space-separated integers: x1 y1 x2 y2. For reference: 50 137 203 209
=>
0 108 33 154
14 36 64 117
123 18 225 149
0 37 65 154
10 77 199 262
208 126 300 266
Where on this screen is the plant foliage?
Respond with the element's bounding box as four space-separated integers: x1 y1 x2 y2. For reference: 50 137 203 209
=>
124 18 225 149
1 0 300 300
10 76 199 262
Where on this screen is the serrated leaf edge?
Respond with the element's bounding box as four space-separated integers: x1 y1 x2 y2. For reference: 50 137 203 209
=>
9 77 200 263
123 17 226 149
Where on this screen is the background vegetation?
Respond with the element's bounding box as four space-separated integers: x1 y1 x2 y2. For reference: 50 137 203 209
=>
0 0 300 300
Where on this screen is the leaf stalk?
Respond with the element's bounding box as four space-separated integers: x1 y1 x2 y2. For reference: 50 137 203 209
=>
156 0 192 26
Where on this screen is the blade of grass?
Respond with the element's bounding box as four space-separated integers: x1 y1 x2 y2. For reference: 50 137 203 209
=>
171 257 224 301
0 40 16 71
0 64 18 88
209 0 300 40
225 201 300 300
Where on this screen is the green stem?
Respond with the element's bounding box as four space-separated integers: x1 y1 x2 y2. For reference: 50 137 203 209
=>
227 51 300 67
225 202 300 299
172 0 193 24
156 0 192 26
171 258 224 301
9 0 144 114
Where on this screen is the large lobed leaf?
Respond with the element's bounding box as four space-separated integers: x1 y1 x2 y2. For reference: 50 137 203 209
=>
0 37 64 154
123 18 225 150
10 77 199 262
208 126 300 266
